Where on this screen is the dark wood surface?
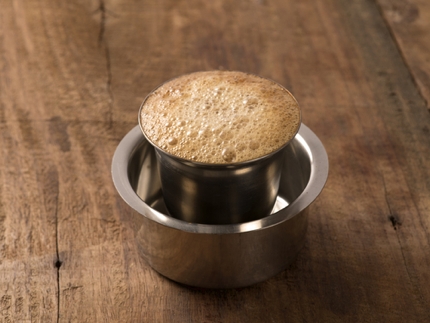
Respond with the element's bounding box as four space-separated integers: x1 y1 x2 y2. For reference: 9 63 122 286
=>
1 0 429 322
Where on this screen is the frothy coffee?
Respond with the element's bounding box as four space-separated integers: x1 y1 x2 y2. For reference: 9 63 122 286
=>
139 71 300 164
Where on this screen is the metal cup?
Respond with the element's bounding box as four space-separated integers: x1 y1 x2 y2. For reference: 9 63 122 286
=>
138 75 301 225
152 146 286 224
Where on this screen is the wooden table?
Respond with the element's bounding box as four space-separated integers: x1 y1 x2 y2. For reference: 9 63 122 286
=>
1 0 429 322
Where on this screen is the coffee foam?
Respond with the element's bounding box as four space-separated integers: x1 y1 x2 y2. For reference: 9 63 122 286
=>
140 71 301 164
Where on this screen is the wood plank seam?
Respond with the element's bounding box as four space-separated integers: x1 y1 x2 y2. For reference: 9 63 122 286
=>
54 189 61 323
96 0 114 128
374 0 429 109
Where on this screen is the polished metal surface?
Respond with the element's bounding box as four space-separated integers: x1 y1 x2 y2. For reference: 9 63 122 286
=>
153 147 285 224
112 124 328 288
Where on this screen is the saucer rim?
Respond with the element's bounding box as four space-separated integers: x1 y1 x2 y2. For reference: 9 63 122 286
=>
112 123 329 235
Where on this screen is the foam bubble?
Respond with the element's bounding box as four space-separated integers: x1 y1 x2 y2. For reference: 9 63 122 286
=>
198 127 210 138
168 137 178 145
249 140 260 150
235 142 246 151
186 130 197 137
219 130 233 140
222 146 236 162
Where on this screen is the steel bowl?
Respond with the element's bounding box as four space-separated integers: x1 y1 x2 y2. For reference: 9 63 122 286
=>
112 124 328 288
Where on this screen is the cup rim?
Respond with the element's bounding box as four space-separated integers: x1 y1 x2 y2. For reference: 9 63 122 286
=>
112 123 328 234
138 70 302 167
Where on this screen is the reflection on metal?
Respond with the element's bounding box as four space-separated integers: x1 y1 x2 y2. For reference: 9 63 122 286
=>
112 124 329 288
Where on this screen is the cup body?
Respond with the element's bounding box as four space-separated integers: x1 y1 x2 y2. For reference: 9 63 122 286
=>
155 147 285 224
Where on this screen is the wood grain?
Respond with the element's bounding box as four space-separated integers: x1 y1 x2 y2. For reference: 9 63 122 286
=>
0 0 429 322
376 0 430 108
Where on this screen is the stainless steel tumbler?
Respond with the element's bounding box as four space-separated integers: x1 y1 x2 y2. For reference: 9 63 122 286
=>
138 72 301 224
152 146 286 224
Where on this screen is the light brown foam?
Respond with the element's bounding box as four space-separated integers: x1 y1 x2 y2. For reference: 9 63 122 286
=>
139 71 301 164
